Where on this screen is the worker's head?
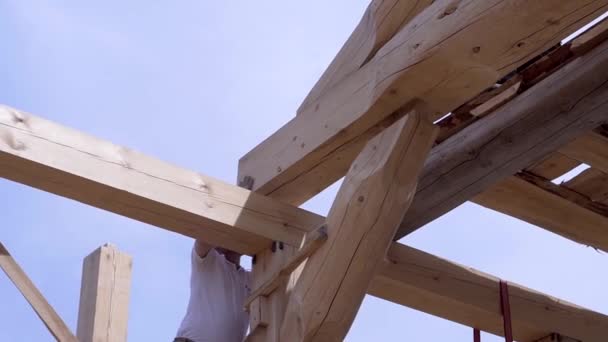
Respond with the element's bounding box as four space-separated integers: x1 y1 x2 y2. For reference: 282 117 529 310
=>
216 247 242 266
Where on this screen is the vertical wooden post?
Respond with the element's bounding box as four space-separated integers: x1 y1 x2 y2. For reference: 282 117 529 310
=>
76 243 132 342
246 243 296 342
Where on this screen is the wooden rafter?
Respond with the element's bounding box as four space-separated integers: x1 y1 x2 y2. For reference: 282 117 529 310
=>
239 0 608 207
397 37 608 239
369 243 608 342
297 0 433 114
280 108 438 342
0 242 77 342
473 173 608 251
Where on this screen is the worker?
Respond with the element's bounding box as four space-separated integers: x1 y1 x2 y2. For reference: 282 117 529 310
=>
174 240 251 342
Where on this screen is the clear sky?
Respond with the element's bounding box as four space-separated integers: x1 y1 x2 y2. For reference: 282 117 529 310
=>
1 2 607 341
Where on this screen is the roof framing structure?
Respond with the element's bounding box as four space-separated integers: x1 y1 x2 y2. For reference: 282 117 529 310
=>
3 0 608 341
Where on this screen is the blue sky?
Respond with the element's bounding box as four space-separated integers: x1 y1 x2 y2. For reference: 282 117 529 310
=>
1 2 607 341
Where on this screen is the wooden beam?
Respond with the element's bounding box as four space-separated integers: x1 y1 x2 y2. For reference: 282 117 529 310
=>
0 105 322 255
76 244 132 342
239 0 608 206
397 37 608 239
0 242 77 342
473 173 608 251
244 226 327 309
280 108 438 341
297 0 433 113
561 132 608 174
369 243 608 342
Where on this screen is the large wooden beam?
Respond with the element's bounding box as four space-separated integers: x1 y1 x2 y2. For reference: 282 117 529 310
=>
369 243 608 342
396 37 608 239
2 106 607 339
297 0 433 113
239 0 608 206
76 244 132 342
0 106 321 255
0 242 77 342
473 172 608 251
280 108 438 341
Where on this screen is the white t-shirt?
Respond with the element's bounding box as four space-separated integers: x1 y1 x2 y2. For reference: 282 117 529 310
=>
176 248 251 342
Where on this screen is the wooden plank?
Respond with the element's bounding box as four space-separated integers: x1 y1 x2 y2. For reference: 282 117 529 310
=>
297 0 433 113
0 242 77 342
473 173 608 251
564 168 608 203
370 243 608 342
239 0 608 206
527 152 581 180
280 109 438 342
561 132 608 174
76 244 132 342
0 105 322 255
397 37 608 239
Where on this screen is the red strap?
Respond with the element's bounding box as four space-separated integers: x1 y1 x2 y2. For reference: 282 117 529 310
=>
473 328 481 342
499 281 514 342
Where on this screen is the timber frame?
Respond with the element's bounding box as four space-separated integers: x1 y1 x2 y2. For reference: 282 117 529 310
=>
2 1 608 341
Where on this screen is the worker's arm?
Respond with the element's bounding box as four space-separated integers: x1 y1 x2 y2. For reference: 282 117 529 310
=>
194 239 213 258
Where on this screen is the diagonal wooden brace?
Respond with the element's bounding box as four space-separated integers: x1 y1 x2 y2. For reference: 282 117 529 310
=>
279 103 439 342
244 225 328 310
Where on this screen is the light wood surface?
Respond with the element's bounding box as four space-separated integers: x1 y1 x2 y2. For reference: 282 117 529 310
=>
76 244 132 342
369 243 608 342
297 0 433 114
239 0 608 206
397 38 608 239
473 174 608 251
280 109 437 342
0 242 77 342
0 105 320 255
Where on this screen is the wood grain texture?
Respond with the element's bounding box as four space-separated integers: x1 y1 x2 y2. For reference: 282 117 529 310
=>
564 168 608 203
76 244 132 342
561 132 608 174
369 243 608 342
280 109 438 342
527 152 581 180
0 242 77 342
239 0 608 206
297 0 433 113
397 38 608 239
473 174 608 251
0 105 321 255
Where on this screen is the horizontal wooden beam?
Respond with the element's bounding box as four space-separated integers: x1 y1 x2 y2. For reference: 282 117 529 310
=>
397 37 608 239
473 172 608 251
0 106 321 255
0 242 77 342
239 0 608 206
369 243 608 342
2 107 607 339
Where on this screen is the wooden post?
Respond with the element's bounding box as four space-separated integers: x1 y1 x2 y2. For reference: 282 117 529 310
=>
0 242 77 342
280 107 438 341
76 243 132 342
